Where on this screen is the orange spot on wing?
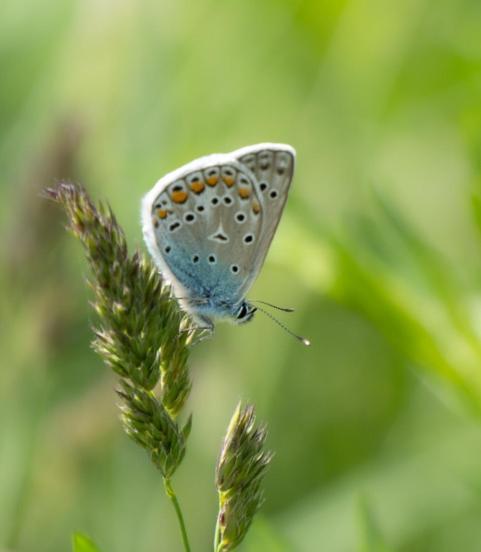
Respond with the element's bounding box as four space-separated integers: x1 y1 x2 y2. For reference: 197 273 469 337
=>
171 190 188 204
238 187 251 199
252 200 261 214
157 209 168 219
190 181 205 193
206 175 219 186
223 175 235 187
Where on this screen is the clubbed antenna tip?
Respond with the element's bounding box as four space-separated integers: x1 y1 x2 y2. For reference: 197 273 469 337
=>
253 303 311 346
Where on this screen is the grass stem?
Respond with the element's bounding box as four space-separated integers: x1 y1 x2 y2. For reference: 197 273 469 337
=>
213 507 221 552
164 478 191 552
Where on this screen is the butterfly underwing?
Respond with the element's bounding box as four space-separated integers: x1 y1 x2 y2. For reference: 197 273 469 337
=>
141 143 295 331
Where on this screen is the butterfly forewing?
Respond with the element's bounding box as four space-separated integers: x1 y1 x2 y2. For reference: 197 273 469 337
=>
143 158 263 306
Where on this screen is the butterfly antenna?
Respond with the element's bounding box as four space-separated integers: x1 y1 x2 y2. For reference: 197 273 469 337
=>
254 305 310 346
252 300 295 313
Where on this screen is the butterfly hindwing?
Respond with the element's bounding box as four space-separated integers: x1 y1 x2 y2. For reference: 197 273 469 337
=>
234 143 295 276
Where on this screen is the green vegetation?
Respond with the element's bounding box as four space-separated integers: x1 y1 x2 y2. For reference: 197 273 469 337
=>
1 0 481 550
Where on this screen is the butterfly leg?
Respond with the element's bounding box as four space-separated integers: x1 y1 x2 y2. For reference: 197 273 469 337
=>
180 315 214 346
192 315 214 345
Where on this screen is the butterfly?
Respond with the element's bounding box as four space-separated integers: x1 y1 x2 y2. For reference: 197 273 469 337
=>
142 143 308 344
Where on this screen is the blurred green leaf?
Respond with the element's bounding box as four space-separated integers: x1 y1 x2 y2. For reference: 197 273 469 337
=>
72 533 101 552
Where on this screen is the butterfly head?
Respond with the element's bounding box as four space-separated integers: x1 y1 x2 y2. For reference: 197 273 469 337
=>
234 301 257 325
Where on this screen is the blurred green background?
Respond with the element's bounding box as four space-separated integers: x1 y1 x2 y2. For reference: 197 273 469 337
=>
2 0 481 550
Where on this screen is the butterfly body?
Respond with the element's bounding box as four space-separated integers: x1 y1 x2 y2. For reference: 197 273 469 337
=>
142 143 295 330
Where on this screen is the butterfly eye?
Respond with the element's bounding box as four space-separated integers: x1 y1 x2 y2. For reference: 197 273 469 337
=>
236 303 256 324
237 304 248 319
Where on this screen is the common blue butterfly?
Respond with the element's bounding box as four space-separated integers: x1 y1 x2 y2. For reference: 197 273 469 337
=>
142 143 308 344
